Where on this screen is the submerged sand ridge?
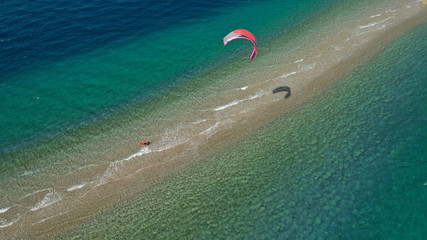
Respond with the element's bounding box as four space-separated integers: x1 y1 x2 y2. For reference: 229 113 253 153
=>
1 1 426 239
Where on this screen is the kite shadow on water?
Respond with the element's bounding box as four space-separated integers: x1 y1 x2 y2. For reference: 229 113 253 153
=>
272 86 291 98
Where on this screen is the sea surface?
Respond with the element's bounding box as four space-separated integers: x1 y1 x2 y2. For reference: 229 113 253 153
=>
66 20 427 239
0 0 338 155
0 0 426 239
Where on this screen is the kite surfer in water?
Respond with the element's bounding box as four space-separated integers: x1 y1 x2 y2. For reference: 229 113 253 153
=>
140 141 150 146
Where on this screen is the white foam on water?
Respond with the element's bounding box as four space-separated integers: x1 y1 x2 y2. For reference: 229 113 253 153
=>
353 23 387 37
21 188 50 199
378 24 386 29
192 119 207 124
380 16 395 23
78 164 99 171
281 71 297 78
96 147 152 186
215 100 241 111
232 86 249 91
33 211 68 225
359 22 379 29
370 14 382 18
34 216 53 225
298 62 316 71
155 125 193 152
249 92 265 100
353 15 395 37
294 58 304 63
214 92 265 111
0 216 21 228
154 142 186 153
67 182 87 191
30 190 63 211
200 121 221 135
331 44 344 51
385 9 398 13
122 147 152 162
0 207 11 214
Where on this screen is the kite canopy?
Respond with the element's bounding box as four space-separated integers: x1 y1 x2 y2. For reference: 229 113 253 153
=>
223 29 257 61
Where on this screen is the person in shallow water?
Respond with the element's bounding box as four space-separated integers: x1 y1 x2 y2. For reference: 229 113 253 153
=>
272 86 291 98
140 141 150 146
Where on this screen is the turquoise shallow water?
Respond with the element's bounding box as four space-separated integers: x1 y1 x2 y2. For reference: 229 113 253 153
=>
0 0 339 175
64 18 427 240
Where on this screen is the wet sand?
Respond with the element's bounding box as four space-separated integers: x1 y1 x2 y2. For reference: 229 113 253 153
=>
1 1 426 239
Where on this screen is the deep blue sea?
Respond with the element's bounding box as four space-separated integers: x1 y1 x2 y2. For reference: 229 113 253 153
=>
0 0 425 239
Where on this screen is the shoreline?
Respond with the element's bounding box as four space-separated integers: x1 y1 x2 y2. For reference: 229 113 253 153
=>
1 1 426 239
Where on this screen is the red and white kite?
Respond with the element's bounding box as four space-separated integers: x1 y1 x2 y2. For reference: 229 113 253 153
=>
223 29 257 61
